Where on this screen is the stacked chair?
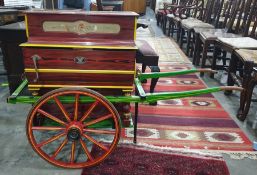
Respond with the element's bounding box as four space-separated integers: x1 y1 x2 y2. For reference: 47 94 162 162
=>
192 0 236 66
164 0 225 56
178 0 219 56
91 0 115 11
195 0 243 72
156 0 178 34
215 0 257 121
166 0 203 42
158 0 257 122
200 0 257 122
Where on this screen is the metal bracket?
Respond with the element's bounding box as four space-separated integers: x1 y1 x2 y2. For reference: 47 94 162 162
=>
32 55 41 82
74 56 86 64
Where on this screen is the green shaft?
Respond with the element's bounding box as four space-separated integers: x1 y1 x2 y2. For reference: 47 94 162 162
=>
7 95 142 104
7 77 222 104
138 69 197 81
8 87 221 104
0 83 8 87
145 87 221 102
9 79 28 99
134 78 146 98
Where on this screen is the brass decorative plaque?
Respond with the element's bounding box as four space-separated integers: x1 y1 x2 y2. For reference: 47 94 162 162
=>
43 20 120 35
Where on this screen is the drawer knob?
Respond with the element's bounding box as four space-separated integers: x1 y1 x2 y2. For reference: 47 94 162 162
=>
74 56 86 64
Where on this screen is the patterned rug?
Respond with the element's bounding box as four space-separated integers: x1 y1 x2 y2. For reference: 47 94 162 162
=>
144 37 191 63
82 143 230 175
122 62 255 157
136 28 190 63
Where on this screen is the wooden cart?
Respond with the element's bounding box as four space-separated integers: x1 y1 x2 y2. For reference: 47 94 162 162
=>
7 10 242 169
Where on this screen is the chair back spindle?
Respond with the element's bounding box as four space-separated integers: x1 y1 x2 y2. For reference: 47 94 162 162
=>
96 0 103 11
244 0 257 37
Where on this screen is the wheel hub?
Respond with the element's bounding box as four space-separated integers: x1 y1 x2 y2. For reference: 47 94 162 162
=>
67 127 81 141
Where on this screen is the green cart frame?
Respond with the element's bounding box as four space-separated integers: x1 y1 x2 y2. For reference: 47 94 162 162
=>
6 68 242 169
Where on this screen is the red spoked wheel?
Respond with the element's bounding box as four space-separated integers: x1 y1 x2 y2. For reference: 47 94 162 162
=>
26 88 121 168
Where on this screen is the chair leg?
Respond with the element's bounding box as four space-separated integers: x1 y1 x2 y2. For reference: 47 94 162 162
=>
186 30 191 56
157 13 163 27
192 33 200 65
163 16 167 34
225 52 238 95
200 41 208 77
237 79 256 121
168 19 172 37
179 28 185 48
171 22 174 37
149 66 160 106
160 15 164 29
142 63 147 73
237 61 254 121
149 66 160 93
141 63 147 83
156 14 160 26
189 32 195 57
177 23 181 42
210 45 219 78
222 50 227 67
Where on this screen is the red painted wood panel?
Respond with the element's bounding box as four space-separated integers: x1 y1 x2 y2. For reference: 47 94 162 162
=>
26 74 134 87
23 48 136 70
26 12 136 42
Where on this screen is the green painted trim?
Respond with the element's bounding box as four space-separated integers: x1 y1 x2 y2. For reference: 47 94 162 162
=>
138 69 197 81
134 78 146 98
145 87 221 102
7 78 222 105
7 95 142 104
8 79 28 99
0 83 8 87
8 87 221 104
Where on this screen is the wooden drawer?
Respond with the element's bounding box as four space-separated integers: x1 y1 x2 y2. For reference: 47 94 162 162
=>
23 48 136 70
23 48 136 90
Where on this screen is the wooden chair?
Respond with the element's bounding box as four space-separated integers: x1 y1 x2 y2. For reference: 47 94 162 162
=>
166 0 193 41
197 0 249 76
219 1 257 121
192 0 236 66
213 0 257 73
91 0 115 11
156 0 177 34
179 0 221 56
185 0 226 58
226 49 257 121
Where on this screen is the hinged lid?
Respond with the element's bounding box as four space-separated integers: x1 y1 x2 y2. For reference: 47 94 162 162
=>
22 10 138 49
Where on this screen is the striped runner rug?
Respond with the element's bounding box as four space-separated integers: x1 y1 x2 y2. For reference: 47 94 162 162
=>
121 62 255 157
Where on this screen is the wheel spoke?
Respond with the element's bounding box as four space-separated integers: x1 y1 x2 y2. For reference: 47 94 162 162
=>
74 94 79 121
37 132 66 148
32 126 65 131
51 138 68 159
79 101 99 122
79 139 93 161
37 109 67 126
53 96 71 122
84 114 113 127
83 128 115 135
82 133 109 152
70 141 76 163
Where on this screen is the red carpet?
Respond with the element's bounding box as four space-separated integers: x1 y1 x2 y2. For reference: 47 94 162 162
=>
122 63 253 152
82 144 230 175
